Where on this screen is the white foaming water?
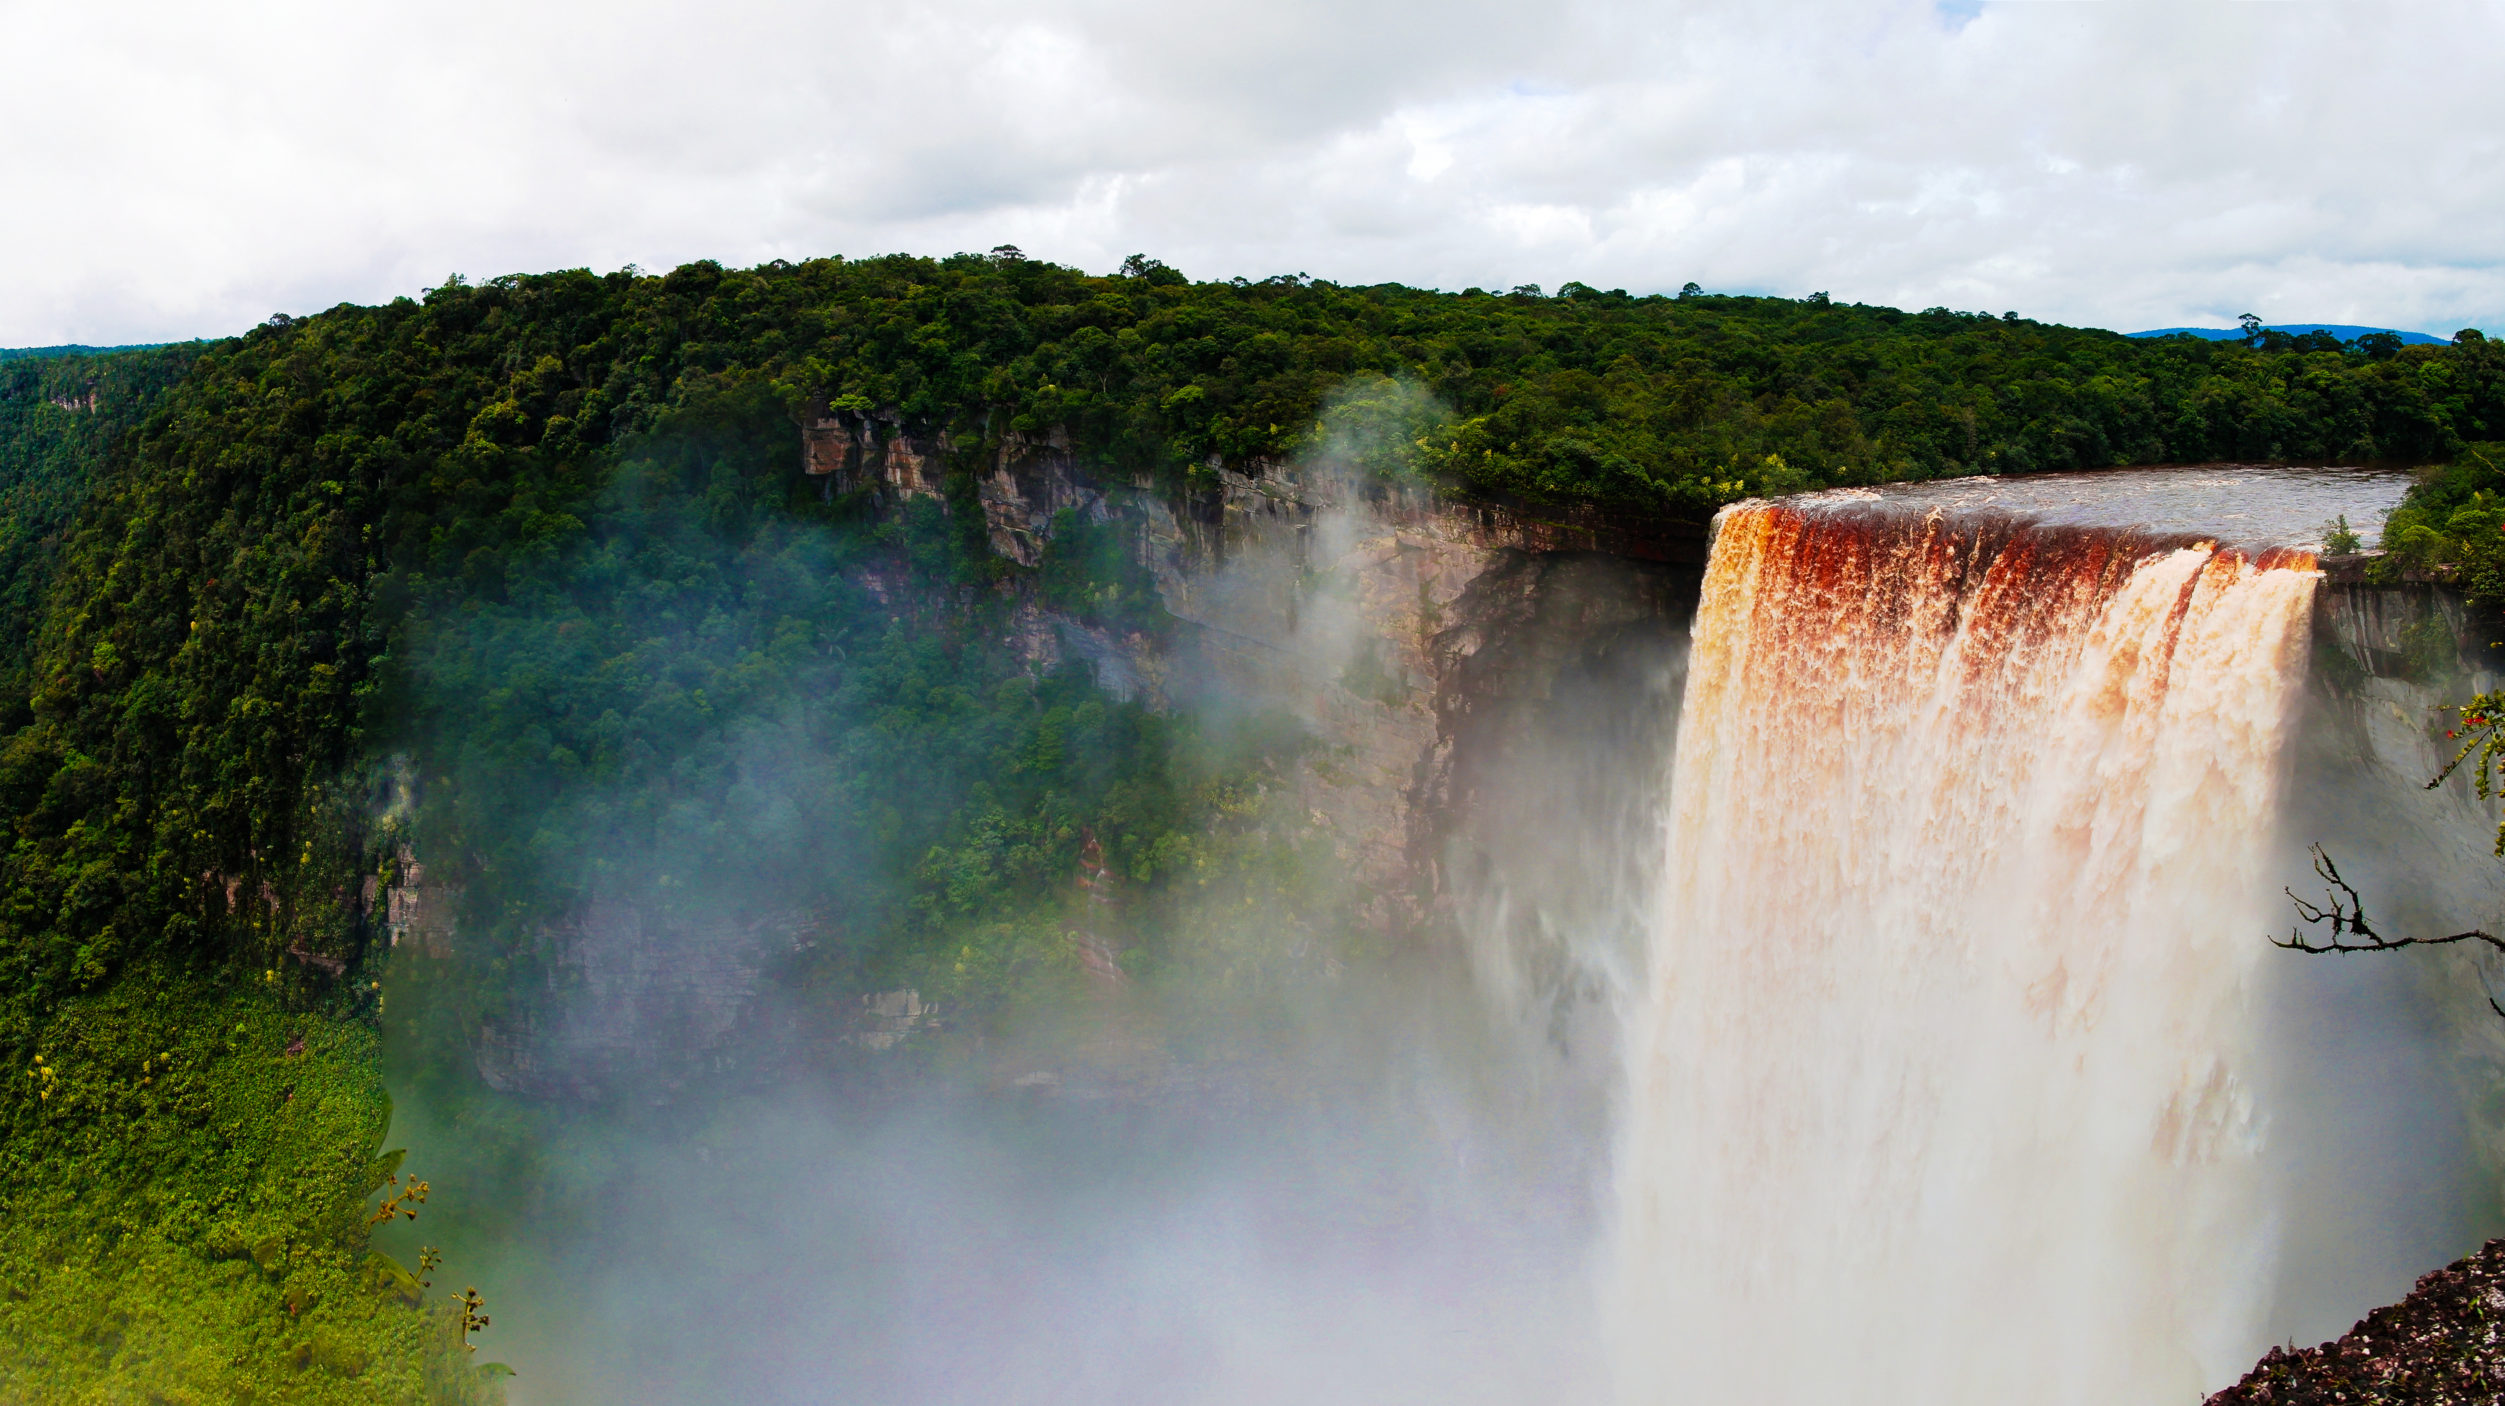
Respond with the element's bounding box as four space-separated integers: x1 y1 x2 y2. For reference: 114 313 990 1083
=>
1614 499 2324 1403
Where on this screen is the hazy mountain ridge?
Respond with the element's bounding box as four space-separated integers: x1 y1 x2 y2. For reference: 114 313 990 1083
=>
2132 324 2453 346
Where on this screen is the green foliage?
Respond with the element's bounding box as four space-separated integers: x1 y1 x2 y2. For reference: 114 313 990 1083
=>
2425 696 2505 859
2324 514 2364 555
0 960 502 1403
386 383 1289 1018
729 261 2505 516
0 346 196 714
1309 373 1454 483
1034 508 1163 635
2375 447 2505 609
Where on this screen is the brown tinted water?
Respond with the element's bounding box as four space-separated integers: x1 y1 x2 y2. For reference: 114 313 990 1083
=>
1797 464 2415 549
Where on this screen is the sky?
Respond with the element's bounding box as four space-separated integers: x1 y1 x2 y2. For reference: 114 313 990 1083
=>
5 0 2501 347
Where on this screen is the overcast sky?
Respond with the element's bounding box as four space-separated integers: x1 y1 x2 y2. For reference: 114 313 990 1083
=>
4 0 2498 346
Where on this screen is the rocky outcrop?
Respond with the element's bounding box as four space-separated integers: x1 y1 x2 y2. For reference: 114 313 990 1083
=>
1127 456 1697 938
801 408 1117 567
799 406 949 503
807 416 1706 936
2316 555 2498 686
972 430 1111 567
2209 1239 2505 1404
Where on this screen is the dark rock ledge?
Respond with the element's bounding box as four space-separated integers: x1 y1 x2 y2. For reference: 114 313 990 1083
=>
2208 1241 2505 1404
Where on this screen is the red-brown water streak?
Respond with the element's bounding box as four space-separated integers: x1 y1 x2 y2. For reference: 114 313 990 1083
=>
1614 499 2321 1403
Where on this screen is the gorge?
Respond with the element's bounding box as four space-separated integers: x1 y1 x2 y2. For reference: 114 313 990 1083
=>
7 266 2505 1402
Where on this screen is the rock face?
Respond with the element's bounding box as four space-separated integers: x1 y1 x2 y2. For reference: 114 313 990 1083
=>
2208 1239 2505 1404
1140 461 1695 934
2295 567 2505 1178
794 420 1709 941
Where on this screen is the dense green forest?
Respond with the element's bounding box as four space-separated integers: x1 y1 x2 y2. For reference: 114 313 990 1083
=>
4 252 2505 1399
2374 438 2505 606
0 348 198 705
0 343 175 363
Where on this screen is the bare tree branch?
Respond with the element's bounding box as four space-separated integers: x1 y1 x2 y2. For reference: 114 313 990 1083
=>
2276 695 2505 1018
2276 846 2505 972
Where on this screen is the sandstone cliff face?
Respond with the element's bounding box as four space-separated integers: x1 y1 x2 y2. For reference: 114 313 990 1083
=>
797 418 1702 937
800 406 951 504
1125 452 1696 940
470 902 796 1099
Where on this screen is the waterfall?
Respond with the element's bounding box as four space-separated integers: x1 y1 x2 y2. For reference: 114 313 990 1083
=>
1615 498 2323 1403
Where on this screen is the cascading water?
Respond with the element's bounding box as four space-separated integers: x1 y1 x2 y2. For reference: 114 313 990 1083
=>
1615 497 2324 1403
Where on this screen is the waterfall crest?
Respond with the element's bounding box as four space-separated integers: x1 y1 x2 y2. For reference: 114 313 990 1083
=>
1616 499 2322 1403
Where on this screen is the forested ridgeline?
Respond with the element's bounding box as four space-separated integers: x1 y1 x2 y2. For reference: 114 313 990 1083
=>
2 253 2502 1400
30 255 2504 1030
0 348 199 704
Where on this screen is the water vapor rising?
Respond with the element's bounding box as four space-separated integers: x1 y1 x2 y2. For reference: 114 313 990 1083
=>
374 398 1691 1403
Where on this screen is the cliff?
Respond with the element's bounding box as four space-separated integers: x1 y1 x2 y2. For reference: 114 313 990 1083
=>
2299 564 2505 1134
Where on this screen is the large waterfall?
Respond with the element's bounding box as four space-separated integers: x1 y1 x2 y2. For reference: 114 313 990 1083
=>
1616 497 2324 1403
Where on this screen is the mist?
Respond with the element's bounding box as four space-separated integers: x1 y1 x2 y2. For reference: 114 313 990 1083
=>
366 395 1689 1403
2258 614 2505 1346
376 1010 1610 1404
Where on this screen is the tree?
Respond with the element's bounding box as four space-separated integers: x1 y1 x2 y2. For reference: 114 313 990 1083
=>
2276 845 2505 1018
1117 253 1185 285
2284 695 2505 1016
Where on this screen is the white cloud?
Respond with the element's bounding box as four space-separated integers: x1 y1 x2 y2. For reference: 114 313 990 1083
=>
4 0 2501 344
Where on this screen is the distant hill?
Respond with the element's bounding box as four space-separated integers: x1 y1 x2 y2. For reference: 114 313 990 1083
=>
2129 324 2451 346
0 343 170 362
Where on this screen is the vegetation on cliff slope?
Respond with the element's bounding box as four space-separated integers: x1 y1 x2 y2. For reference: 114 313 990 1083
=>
2374 441 2505 609
387 387 1305 1023
10 255 2505 1398
0 346 197 708
0 970 502 1403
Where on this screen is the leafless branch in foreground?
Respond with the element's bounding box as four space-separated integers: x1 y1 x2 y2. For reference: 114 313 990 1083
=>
2278 845 2505 1017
